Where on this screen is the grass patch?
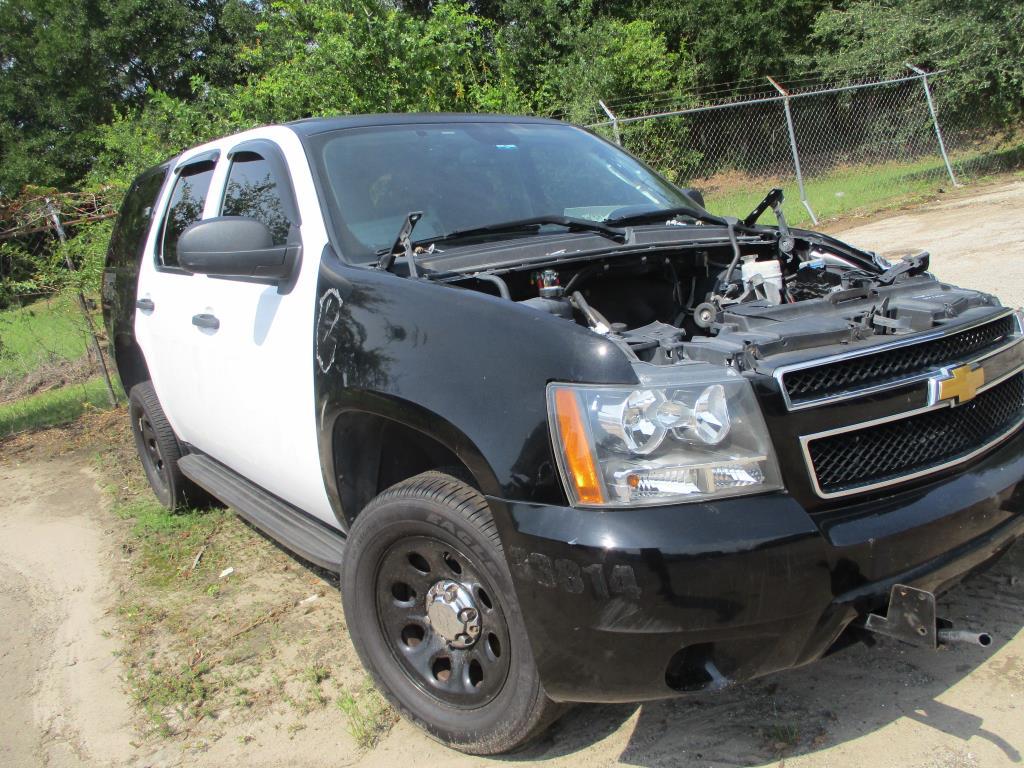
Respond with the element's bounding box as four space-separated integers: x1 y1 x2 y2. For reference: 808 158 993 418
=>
701 141 1024 227
129 661 213 737
337 679 398 750
0 375 117 435
0 294 91 379
113 496 230 588
85 422 362 748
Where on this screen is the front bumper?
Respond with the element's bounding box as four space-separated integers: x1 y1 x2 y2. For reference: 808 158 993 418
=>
488 428 1024 703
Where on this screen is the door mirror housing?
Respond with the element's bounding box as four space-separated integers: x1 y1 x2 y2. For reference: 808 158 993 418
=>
681 187 706 209
177 217 300 283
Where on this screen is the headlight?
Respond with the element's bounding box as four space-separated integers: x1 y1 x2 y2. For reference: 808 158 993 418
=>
547 373 782 507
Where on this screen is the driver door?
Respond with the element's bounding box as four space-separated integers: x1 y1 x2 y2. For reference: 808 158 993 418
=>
186 133 334 522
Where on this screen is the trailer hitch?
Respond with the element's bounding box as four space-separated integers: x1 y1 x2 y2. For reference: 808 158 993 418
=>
860 584 992 649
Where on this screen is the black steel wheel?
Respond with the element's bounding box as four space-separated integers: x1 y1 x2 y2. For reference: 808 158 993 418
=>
375 535 512 708
342 471 563 754
128 381 201 510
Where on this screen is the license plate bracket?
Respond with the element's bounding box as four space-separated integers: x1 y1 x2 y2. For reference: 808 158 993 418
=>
863 584 938 649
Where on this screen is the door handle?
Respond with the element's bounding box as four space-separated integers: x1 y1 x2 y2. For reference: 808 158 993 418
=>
191 313 220 331
135 298 155 313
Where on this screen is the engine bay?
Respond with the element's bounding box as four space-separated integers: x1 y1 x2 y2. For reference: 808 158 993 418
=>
450 230 1001 370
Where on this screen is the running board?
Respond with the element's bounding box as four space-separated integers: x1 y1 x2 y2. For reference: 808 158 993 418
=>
178 453 345 573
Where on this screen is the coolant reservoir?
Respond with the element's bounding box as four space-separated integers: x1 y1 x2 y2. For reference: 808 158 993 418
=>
741 256 783 292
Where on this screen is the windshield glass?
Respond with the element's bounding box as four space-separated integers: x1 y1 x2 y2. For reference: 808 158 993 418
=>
309 122 706 260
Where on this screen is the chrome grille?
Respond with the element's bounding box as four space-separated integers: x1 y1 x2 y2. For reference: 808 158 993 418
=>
782 314 1016 406
806 373 1024 496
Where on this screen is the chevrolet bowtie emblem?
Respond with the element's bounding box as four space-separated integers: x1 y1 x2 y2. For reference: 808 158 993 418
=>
932 363 985 405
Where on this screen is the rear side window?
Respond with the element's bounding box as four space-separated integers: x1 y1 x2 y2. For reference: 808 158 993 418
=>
107 166 168 269
160 161 216 268
221 152 293 245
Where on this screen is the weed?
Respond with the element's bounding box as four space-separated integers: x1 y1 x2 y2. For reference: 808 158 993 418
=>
337 679 398 750
762 722 800 751
128 661 212 736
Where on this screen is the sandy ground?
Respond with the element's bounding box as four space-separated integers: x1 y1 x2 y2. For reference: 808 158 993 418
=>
2 178 1024 768
829 179 1024 308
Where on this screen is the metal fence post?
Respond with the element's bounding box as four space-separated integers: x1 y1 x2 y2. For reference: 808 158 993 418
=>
45 199 119 407
768 77 818 225
599 100 622 146
905 64 960 188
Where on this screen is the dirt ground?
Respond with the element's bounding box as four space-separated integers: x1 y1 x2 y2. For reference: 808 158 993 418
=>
2 177 1024 768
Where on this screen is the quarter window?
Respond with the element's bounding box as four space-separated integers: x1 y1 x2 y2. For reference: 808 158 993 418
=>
221 152 293 246
160 161 215 268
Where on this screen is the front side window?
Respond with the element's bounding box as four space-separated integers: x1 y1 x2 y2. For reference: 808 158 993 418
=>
160 161 215 268
221 152 293 246
309 122 705 261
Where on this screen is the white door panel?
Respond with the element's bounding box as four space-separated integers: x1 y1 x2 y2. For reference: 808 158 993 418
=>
185 128 334 523
136 127 334 524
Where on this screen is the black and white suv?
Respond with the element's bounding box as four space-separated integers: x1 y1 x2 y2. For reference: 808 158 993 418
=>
103 114 1024 754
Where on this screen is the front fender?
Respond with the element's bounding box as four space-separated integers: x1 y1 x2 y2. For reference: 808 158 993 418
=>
313 251 638 519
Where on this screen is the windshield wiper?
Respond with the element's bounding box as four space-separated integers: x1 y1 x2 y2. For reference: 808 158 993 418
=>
419 215 627 247
603 206 724 227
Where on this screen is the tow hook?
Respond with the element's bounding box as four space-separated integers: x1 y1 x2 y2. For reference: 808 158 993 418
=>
860 584 993 650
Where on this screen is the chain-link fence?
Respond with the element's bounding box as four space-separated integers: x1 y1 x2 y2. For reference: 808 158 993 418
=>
591 68 1022 226
0 193 119 435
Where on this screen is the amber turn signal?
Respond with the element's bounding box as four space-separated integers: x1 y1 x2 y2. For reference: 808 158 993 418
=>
552 388 605 504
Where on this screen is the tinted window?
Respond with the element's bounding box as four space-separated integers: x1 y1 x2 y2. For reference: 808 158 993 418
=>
160 161 215 268
311 123 703 260
108 165 168 269
221 153 293 245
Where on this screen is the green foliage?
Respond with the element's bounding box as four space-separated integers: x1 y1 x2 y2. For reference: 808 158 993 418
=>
226 0 528 121
810 0 1024 125
0 376 114 435
0 296 90 379
630 0 833 88
0 0 259 197
538 16 692 122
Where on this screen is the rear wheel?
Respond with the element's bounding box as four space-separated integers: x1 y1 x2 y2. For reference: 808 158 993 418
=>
128 382 201 510
341 471 563 754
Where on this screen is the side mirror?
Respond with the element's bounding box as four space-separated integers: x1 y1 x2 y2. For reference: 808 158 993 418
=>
681 187 706 209
177 217 300 282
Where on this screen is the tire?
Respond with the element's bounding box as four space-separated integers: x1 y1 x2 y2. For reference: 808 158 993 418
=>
341 471 564 754
128 381 201 510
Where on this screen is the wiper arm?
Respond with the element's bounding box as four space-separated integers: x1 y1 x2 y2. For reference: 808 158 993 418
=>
420 215 627 246
604 206 724 227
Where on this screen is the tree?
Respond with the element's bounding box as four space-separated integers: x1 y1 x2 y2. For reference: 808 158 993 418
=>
810 0 1024 124
0 0 259 195
0 0 112 194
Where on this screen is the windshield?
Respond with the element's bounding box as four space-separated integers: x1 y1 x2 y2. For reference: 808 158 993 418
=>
309 121 707 261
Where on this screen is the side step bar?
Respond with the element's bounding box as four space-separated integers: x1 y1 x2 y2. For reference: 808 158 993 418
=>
179 453 345 573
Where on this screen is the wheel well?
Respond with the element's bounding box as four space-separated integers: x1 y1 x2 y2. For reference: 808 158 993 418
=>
333 412 478 524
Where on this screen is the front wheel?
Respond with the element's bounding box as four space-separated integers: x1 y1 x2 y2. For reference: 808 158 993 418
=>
341 472 563 754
